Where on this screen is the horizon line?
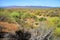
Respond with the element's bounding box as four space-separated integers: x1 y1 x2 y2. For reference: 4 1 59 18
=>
0 5 60 7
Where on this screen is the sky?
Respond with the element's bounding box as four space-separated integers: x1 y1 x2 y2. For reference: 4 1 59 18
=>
0 0 60 7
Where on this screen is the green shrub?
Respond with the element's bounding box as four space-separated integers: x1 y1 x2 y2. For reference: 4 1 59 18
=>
54 28 60 37
10 12 20 18
39 17 46 21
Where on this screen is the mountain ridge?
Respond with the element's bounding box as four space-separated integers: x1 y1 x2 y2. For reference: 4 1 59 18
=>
0 6 60 8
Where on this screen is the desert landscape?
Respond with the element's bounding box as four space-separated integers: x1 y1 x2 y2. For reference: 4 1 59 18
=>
0 8 60 40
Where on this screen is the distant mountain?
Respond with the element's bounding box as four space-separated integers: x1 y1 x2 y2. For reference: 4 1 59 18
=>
0 6 59 8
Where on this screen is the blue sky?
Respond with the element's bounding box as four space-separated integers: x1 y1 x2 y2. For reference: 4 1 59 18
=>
0 0 60 7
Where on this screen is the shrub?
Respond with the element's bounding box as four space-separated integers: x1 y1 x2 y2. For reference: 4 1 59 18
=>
10 12 20 18
39 17 46 21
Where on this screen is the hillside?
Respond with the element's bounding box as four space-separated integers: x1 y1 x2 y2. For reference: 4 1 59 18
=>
0 8 60 40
